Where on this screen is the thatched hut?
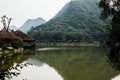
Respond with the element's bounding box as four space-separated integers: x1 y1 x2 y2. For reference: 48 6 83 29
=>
0 27 19 47
15 30 35 43
0 15 35 48
0 27 19 40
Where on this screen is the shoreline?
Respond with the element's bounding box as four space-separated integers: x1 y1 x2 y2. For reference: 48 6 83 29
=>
36 42 100 47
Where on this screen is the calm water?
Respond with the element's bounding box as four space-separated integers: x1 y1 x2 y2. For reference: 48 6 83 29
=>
0 47 120 80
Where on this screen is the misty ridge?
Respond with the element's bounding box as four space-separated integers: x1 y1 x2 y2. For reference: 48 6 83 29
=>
9 17 46 33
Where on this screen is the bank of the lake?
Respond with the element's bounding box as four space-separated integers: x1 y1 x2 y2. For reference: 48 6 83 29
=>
35 42 100 47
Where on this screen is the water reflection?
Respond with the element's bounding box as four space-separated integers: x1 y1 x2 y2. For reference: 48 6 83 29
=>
112 74 120 80
108 46 120 80
0 47 120 80
37 47 61 51
108 46 120 70
35 47 119 80
0 49 35 80
26 58 44 66
0 49 63 80
12 59 63 80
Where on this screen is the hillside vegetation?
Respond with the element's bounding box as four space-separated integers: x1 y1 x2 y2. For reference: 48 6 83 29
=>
28 0 107 42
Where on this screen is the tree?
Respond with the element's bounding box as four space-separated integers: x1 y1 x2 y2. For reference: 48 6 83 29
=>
99 0 120 70
1 15 12 31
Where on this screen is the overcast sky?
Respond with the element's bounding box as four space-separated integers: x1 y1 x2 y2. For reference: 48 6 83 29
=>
0 0 71 28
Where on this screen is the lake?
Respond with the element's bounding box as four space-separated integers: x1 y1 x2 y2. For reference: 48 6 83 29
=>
0 47 120 80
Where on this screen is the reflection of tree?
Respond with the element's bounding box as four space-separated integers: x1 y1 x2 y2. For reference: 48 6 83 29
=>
108 46 120 70
0 49 35 80
99 0 120 70
35 47 119 80
0 63 31 80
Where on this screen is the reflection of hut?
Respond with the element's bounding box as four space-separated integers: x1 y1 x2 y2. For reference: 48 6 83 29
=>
15 30 35 43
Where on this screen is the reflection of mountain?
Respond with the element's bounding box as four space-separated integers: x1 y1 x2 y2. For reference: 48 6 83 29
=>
35 47 119 80
25 58 44 66
12 62 63 80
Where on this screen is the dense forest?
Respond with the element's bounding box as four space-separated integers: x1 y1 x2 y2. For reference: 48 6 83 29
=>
28 0 108 42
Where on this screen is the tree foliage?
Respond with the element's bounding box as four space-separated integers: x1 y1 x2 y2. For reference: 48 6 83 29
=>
11 39 25 48
99 0 120 70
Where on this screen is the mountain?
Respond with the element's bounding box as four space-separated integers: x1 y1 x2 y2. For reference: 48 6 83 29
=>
28 0 107 42
9 25 18 31
19 18 46 33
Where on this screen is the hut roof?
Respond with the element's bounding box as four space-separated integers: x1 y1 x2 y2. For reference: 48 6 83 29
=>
0 27 19 39
15 30 35 43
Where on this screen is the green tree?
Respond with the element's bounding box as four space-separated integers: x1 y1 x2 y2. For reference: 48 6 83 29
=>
11 39 25 48
99 0 120 70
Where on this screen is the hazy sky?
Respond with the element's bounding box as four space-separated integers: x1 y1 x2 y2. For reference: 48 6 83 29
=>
0 0 71 27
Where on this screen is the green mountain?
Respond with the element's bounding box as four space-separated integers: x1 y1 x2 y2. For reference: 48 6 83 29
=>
28 0 106 42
